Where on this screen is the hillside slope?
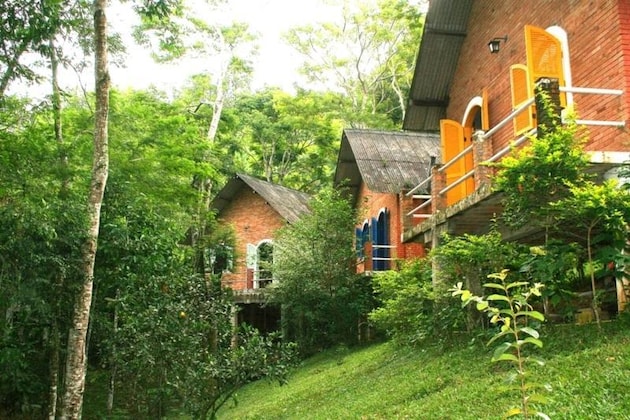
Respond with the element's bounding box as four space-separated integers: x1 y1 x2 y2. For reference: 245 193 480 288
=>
217 321 630 419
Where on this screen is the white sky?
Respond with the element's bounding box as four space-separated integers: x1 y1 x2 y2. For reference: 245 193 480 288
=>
108 0 338 94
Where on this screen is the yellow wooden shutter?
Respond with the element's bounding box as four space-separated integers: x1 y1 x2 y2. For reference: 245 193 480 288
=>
525 24 566 106
510 64 535 136
440 119 466 206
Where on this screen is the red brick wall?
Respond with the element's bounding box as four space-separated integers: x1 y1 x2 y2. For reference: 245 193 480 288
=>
218 188 286 291
448 0 629 154
620 0 630 139
356 183 426 267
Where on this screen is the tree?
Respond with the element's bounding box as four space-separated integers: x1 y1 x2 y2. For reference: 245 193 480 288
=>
285 0 425 128
551 180 630 327
60 0 111 416
231 88 343 191
492 112 590 231
61 2 183 417
270 187 371 354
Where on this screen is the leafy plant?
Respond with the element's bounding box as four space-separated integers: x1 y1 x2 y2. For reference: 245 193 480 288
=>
492 106 589 229
432 227 525 330
369 258 466 346
550 179 630 328
451 270 550 419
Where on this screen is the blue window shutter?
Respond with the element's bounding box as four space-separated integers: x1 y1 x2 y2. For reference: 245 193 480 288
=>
383 210 390 269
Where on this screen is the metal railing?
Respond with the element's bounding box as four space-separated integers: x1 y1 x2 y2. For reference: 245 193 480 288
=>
404 85 625 218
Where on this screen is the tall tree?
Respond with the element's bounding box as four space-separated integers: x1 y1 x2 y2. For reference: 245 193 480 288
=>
60 0 110 416
285 0 425 128
60 1 187 415
231 88 343 191
270 187 370 354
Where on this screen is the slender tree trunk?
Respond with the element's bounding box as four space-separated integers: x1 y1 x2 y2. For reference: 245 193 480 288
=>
60 0 110 417
48 36 65 420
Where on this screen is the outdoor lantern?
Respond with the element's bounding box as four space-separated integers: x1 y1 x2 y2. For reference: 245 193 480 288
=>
488 36 508 53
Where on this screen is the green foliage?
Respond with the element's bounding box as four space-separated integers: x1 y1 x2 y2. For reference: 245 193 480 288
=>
492 116 589 229
369 258 466 346
550 179 630 326
431 228 526 331
519 242 582 318
285 0 424 128
0 98 87 417
452 270 550 420
270 187 370 354
229 88 343 191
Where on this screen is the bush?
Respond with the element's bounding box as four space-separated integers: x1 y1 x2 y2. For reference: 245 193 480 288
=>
369 258 466 346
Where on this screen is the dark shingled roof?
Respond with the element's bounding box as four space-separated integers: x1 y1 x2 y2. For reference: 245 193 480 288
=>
334 129 440 204
210 173 311 224
403 0 473 131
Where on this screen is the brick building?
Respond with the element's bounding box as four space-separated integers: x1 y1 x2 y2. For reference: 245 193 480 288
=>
334 129 440 274
401 0 629 309
210 173 311 332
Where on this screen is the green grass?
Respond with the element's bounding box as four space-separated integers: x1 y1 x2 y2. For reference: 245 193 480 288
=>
216 321 630 419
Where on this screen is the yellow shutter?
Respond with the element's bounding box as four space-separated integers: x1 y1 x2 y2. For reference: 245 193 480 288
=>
440 119 466 206
481 87 490 131
510 64 535 136
525 24 566 106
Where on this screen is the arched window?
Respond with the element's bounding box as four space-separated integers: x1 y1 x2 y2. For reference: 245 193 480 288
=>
372 209 390 271
246 239 274 288
256 240 273 288
356 220 370 259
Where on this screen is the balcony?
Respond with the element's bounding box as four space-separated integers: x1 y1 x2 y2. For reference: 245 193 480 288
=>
402 81 626 245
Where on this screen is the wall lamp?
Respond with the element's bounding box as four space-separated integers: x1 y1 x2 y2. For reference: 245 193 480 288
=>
488 35 508 53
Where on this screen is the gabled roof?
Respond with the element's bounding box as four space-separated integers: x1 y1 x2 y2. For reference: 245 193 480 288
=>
211 173 311 224
334 129 440 204
403 0 473 132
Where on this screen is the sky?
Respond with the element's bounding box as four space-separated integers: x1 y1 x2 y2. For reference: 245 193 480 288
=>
107 0 339 94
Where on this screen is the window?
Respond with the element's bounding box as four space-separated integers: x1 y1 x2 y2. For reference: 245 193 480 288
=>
372 209 390 271
356 220 370 259
206 244 233 275
246 240 274 288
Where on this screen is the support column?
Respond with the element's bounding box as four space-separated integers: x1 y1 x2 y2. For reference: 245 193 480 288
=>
534 77 561 136
430 165 447 214
472 130 494 189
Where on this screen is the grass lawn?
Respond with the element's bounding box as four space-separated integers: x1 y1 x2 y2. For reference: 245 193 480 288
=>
216 320 630 419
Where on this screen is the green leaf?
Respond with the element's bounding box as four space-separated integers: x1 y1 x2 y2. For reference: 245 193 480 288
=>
517 310 545 322
476 300 489 311
493 352 519 363
536 412 551 420
519 326 540 338
491 342 513 361
483 282 505 290
487 330 512 346
487 294 510 303
527 356 546 366
505 407 522 417
522 337 543 348
506 281 530 290
528 394 549 404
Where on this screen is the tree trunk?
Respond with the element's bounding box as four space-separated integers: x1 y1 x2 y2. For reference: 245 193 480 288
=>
60 0 110 418
48 36 65 420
